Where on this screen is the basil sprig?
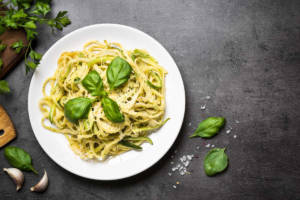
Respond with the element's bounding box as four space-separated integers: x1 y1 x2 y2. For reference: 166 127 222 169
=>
107 57 132 90
4 146 38 174
204 148 229 176
190 117 225 138
82 70 106 97
101 96 125 123
64 97 94 123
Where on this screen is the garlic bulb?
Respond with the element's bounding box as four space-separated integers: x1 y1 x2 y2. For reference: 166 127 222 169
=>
3 168 24 191
30 170 48 192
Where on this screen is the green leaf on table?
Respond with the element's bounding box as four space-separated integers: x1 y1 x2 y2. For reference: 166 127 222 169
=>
23 21 36 29
31 1 51 16
0 25 5 35
0 80 10 94
0 44 7 52
190 117 225 138
0 59 3 70
204 148 228 176
11 40 24 54
4 146 38 174
29 50 42 61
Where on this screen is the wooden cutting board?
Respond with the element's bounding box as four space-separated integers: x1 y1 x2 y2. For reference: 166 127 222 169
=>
0 105 16 147
0 6 28 79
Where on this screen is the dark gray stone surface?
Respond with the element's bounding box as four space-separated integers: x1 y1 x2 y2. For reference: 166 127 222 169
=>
1 0 300 199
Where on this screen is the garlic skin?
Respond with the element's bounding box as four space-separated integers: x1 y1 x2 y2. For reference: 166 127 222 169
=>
30 170 48 192
3 168 24 191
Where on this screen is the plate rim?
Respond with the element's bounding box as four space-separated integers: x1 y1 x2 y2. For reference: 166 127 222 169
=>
28 23 186 180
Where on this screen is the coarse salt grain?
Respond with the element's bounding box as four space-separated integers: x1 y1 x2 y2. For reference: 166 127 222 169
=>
188 122 192 126
196 146 200 150
200 104 206 110
235 120 240 124
211 144 215 148
173 185 177 189
171 161 174 165
226 129 232 134
168 172 172 176
205 96 211 100
205 144 211 148
233 134 237 139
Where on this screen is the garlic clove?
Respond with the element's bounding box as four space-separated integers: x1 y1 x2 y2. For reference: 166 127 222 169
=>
3 168 24 191
30 170 48 192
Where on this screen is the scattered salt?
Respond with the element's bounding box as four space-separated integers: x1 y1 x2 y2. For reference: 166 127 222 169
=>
205 96 211 100
226 128 232 134
205 144 211 148
235 120 240 124
200 104 206 110
188 122 192 126
211 144 215 148
172 185 177 189
170 161 174 165
168 172 172 176
170 154 194 176
233 134 237 139
196 146 200 150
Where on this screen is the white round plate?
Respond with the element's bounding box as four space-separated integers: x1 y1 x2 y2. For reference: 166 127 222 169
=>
28 24 185 180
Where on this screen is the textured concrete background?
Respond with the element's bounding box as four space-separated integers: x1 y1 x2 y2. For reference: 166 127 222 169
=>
1 0 300 199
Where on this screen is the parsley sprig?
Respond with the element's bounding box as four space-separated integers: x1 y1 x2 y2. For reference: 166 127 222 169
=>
0 0 71 94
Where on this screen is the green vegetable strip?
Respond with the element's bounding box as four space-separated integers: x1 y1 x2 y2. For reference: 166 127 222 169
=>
133 118 170 133
124 136 153 145
147 71 162 89
119 140 142 150
49 104 56 124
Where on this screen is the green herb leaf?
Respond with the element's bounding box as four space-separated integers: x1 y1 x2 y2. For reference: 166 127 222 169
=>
31 1 51 16
25 28 38 40
82 70 106 97
29 49 42 61
0 80 10 94
0 59 3 70
190 117 225 138
204 148 228 176
101 96 124 123
107 57 132 90
64 97 93 123
23 21 36 29
4 146 38 174
0 44 7 52
0 26 5 35
119 140 142 150
11 40 24 54
25 61 37 70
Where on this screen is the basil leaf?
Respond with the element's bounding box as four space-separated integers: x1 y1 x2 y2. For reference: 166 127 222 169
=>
82 70 106 97
190 117 225 138
0 80 10 94
64 97 93 123
204 148 228 176
119 140 142 150
101 96 124 123
107 57 132 90
4 146 38 174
